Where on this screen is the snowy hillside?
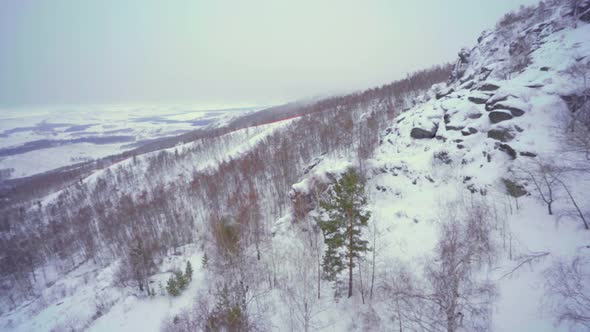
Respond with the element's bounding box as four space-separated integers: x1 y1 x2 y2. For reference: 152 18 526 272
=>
1 1 590 331
280 4 590 330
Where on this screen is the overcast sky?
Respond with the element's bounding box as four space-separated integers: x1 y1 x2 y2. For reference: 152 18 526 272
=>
0 0 540 108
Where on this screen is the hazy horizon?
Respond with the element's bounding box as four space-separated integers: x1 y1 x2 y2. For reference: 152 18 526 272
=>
0 0 540 108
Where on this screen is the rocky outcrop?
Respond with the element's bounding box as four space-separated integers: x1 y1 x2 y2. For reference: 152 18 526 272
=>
520 151 537 157
461 127 478 136
446 125 465 131
478 83 500 91
498 143 517 159
489 111 513 123
502 178 527 197
468 96 488 104
488 102 525 116
436 88 454 100
485 95 509 111
411 123 439 139
487 128 515 142
450 48 471 82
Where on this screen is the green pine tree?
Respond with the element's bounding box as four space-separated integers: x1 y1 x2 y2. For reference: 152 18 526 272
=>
166 275 180 296
315 168 371 298
207 283 248 331
175 270 187 291
185 261 193 282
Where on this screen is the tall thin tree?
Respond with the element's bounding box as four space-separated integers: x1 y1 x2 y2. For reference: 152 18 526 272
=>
316 168 371 298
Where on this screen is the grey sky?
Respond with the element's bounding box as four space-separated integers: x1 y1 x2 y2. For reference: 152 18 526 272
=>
0 0 540 108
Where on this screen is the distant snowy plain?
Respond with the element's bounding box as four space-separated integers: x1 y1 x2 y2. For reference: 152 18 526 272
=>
0 104 260 178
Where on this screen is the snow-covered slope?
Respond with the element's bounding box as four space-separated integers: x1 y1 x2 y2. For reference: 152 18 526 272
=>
367 19 590 332
2 1 590 331
279 3 590 331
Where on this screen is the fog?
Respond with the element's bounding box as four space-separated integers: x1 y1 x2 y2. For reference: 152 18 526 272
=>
0 0 540 108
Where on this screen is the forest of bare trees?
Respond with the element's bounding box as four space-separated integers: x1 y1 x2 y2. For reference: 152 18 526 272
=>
0 65 452 310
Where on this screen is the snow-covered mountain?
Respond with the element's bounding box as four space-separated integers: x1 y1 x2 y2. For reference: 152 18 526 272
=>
1 1 590 331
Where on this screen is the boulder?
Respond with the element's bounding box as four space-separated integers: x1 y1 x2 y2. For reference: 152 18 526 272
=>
411 123 439 139
489 111 513 124
479 67 493 81
450 48 471 82
507 107 525 117
479 83 500 91
436 88 454 100
487 128 515 142
446 125 465 131
443 114 451 124
461 81 475 90
488 102 525 116
540 66 550 71
461 127 478 136
467 113 483 119
519 151 537 157
458 47 471 62
502 178 527 197
468 96 488 104
498 143 517 159
485 95 509 111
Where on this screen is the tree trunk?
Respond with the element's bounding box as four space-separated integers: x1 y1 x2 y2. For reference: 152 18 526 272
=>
348 215 353 298
304 302 309 332
370 225 376 300
556 177 589 230
358 260 365 304
446 310 456 332
317 251 321 299
396 298 403 332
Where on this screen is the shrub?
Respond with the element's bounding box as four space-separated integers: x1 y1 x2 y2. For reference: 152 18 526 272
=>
166 275 180 297
433 150 452 165
166 261 193 297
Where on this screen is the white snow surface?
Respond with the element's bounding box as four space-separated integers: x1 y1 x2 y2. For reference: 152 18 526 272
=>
2 4 590 332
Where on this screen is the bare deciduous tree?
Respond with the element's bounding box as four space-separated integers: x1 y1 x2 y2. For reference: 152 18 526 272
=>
551 176 589 230
520 158 588 230
380 201 498 332
282 240 326 332
424 202 497 332
544 255 590 330
520 159 563 215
